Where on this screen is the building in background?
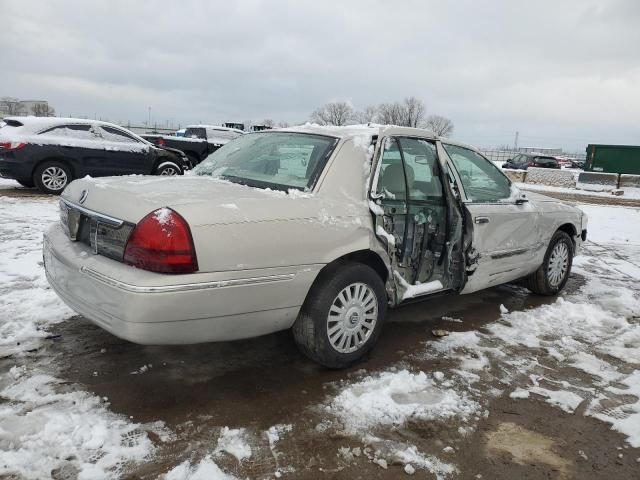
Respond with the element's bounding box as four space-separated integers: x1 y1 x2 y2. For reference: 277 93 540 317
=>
0 98 55 118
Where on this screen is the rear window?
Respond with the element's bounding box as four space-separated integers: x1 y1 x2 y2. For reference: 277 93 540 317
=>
184 127 206 139
1 119 23 128
193 132 337 191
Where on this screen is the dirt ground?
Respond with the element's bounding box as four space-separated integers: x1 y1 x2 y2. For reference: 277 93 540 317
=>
7 273 633 479
1 184 639 479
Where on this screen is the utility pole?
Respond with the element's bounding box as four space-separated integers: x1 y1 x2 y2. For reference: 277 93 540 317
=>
148 106 151 127
513 131 519 151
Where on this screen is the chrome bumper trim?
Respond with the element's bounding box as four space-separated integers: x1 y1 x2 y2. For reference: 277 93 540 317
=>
60 198 124 227
80 266 296 293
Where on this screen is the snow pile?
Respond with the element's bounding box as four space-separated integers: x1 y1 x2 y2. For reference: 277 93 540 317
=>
163 456 237 480
0 197 73 356
215 427 252 462
327 370 480 433
524 167 577 188
0 367 161 479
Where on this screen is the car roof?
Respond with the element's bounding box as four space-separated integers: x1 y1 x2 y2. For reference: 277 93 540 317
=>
186 124 245 134
276 123 480 152
2 116 128 133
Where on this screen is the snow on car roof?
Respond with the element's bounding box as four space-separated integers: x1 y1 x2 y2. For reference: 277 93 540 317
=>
279 123 442 140
186 125 245 134
2 116 126 133
277 123 480 151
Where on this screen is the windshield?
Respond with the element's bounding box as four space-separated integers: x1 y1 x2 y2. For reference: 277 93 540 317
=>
193 132 337 191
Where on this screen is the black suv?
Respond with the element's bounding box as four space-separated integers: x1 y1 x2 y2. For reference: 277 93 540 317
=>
0 117 189 194
502 153 560 170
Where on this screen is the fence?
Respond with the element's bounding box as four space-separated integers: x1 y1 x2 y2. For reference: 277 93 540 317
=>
480 149 586 163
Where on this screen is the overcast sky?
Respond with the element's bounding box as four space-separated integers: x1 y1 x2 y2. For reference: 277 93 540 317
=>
1 0 639 152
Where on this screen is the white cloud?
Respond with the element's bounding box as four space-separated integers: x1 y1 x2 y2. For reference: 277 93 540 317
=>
1 0 639 150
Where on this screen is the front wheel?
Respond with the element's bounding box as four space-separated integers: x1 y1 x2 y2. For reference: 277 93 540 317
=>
525 230 573 295
155 162 181 176
33 161 72 194
292 262 387 368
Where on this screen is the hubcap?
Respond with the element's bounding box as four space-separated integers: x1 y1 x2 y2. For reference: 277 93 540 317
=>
547 241 569 287
160 167 178 176
327 282 378 354
41 166 68 191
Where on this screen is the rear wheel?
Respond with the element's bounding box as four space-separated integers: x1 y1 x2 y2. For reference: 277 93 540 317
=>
525 230 573 295
33 161 72 194
292 262 387 368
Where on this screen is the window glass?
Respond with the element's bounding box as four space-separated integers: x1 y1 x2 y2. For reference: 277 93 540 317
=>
193 132 336 191
444 144 511 202
184 127 206 139
100 126 139 143
39 124 95 140
375 138 406 200
398 138 442 200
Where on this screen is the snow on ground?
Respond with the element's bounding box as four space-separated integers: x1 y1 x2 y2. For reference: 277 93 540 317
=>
1 188 640 476
0 197 72 355
321 201 640 476
0 195 168 478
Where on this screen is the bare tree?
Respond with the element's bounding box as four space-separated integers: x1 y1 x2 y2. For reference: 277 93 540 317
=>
261 119 275 128
424 114 454 137
0 97 21 115
354 105 378 124
310 101 354 126
277 121 290 128
31 103 56 117
403 96 425 128
377 102 406 125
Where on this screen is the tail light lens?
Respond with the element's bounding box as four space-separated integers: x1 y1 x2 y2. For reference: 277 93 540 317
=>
157 137 165 146
528 160 536 167
0 141 26 150
124 208 198 273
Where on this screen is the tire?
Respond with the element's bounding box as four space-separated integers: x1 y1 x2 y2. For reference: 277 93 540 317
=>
292 262 387 368
154 162 181 176
33 161 72 195
525 230 574 296
17 180 35 188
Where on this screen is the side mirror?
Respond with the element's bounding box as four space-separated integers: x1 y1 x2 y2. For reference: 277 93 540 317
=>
515 193 528 205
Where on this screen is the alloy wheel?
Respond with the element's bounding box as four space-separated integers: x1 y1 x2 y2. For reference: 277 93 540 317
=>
41 166 68 191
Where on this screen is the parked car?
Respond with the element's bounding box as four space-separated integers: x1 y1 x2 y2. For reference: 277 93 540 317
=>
0 117 188 194
142 125 244 167
502 153 560 170
44 125 587 368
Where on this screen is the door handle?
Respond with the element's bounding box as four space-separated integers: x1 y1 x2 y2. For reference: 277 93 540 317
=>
475 216 490 224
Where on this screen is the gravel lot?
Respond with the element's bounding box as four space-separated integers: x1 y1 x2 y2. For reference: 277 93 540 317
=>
1 179 639 479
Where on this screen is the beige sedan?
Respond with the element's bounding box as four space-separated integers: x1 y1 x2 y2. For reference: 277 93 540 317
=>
44 125 586 367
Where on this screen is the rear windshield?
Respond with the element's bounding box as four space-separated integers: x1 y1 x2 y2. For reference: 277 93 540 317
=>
193 132 337 191
184 127 206 139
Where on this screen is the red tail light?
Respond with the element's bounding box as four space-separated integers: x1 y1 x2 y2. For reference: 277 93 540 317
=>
157 137 165 146
124 208 198 273
528 160 536 166
0 141 26 150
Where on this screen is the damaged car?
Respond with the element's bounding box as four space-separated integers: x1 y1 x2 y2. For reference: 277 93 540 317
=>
43 125 587 367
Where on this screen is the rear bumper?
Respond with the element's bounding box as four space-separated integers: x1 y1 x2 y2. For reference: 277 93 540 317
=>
0 151 33 181
43 223 320 344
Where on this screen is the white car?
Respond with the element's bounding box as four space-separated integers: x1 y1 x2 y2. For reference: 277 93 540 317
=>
44 125 587 367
